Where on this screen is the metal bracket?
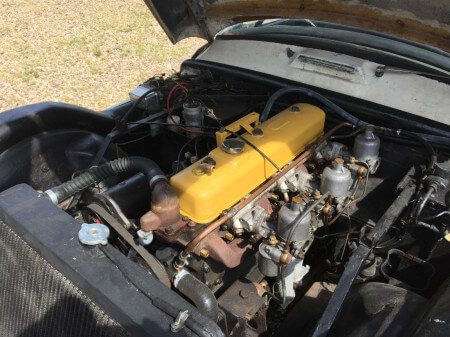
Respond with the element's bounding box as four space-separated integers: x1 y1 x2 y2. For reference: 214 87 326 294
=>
170 310 190 333
312 180 416 337
215 112 260 146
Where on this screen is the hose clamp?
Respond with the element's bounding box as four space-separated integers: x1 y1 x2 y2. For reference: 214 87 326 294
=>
149 175 167 190
44 189 58 204
173 269 189 288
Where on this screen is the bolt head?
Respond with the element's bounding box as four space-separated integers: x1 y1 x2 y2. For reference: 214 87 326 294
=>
292 195 303 204
279 252 293 265
267 234 279 246
192 167 205 176
445 233 450 242
199 248 210 258
357 165 368 177
239 289 249 299
224 232 234 241
252 128 264 137
322 203 334 216
164 226 174 235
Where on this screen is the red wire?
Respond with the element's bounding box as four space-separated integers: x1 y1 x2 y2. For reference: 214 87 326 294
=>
166 83 206 134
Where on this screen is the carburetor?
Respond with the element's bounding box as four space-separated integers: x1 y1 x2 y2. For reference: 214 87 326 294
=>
252 128 381 306
320 157 352 200
168 108 381 307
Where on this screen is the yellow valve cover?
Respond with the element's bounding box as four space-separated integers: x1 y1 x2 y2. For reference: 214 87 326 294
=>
170 103 325 224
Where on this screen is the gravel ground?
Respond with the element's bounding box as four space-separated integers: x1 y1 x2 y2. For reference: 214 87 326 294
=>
0 0 204 111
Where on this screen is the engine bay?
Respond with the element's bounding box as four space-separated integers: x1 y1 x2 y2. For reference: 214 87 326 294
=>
1 65 450 337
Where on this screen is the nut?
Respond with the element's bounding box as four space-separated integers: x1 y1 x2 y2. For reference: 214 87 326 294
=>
357 165 368 177
292 195 303 204
279 252 293 265
322 203 334 216
224 232 234 242
234 228 244 237
192 167 205 176
255 281 268 296
199 248 210 258
267 193 279 201
334 157 345 165
313 190 322 200
445 230 450 242
267 234 279 246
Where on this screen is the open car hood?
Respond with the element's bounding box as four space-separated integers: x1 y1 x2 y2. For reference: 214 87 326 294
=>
143 0 450 51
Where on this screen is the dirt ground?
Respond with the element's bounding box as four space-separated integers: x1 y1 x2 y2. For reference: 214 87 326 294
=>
0 0 205 111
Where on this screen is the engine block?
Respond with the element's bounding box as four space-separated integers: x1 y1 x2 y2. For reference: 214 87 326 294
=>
170 104 325 224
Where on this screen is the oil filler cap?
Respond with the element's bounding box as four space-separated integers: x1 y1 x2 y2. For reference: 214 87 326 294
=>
221 138 245 154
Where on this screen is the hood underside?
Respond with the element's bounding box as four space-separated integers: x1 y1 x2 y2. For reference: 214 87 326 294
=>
144 0 450 51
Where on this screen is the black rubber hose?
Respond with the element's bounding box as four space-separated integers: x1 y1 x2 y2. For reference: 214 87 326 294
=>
46 156 167 204
175 272 219 322
398 130 437 174
259 86 364 126
99 245 224 337
183 60 450 139
331 124 439 172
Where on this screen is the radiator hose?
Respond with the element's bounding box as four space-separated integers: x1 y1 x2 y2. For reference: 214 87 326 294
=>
174 270 219 322
45 156 167 204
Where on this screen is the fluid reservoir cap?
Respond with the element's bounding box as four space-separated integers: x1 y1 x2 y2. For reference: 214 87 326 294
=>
78 223 109 246
221 138 245 154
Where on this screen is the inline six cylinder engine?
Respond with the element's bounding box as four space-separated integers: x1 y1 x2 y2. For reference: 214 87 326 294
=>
159 104 381 306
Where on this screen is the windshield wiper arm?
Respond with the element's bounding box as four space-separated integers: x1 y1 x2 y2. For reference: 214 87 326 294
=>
375 65 450 79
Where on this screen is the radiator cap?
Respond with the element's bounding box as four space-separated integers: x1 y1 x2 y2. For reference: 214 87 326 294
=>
78 223 110 246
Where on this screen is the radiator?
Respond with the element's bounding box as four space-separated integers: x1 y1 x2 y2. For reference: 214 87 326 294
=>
0 184 223 337
0 220 129 337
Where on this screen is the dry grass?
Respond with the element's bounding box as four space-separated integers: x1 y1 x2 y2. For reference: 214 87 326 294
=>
0 0 205 111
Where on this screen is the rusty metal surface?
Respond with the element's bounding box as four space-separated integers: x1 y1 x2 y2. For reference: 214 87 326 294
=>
139 181 181 232
202 233 253 268
218 267 267 335
155 222 204 246
276 282 336 337
207 0 450 51
144 0 450 50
